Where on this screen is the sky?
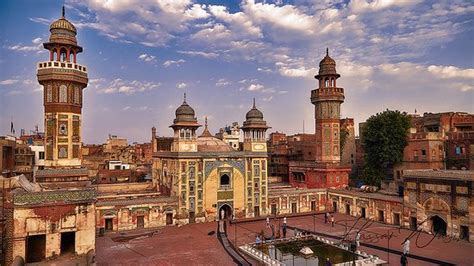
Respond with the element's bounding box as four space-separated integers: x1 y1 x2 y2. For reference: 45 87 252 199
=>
0 0 473 144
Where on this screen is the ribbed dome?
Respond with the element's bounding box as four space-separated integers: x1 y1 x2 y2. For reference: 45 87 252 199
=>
245 99 264 121
197 137 233 152
173 93 197 123
50 17 77 34
318 48 339 76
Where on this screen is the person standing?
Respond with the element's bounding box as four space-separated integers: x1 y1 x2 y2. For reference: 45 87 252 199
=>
355 231 360 248
283 217 287 226
400 253 408 266
324 212 328 224
266 216 270 228
282 223 287 238
402 239 410 255
331 215 335 227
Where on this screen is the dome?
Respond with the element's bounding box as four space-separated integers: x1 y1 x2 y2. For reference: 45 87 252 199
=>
174 94 197 123
197 137 233 152
317 48 339 77
245 99 264 121
50 7 77 35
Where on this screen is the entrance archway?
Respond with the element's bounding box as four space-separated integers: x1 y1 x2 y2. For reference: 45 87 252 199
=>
431 215 447 236
219 204 232 220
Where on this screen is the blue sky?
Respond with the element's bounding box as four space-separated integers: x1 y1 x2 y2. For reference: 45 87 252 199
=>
1 0 473 144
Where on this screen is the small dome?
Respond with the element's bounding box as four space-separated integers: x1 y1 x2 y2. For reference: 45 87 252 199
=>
245 99 264 121
174 94 197 123
197 137 233 152
50 18 77 34
50 7 76 35
318 48 338 76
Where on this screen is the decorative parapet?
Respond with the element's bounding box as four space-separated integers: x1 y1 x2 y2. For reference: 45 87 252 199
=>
13 188 97 206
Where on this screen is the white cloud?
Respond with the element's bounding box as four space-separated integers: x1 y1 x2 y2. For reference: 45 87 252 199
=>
138 53 156 63
96 78 161 95
257 67 272 73
427 65 474 79
176 82 187 89
163 59 186 67
7 37 43 52
0 79 19 85
177 50 219 58
247 83 264 91
243 0 315 34
215 78 231 87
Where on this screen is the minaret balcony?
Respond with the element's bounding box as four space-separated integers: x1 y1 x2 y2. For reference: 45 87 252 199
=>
311 87 345 103
37 61 88 84
37 61 87 74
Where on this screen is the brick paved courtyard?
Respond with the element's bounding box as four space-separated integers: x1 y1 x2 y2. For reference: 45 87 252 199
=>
95 213 474 265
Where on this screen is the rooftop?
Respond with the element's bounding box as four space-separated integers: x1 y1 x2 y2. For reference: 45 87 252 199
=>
403 169 474 181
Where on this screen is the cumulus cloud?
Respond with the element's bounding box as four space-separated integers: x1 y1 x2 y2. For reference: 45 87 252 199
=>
96 78 161 95
176 82 187 89
215 78 231 87
138 53 156 63
427 65 474 79
163 59 186 67
247 83 264 91
7 37 43 52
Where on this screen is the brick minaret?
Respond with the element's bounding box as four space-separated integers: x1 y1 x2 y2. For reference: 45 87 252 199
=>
37 7 88 167
311 48 345 163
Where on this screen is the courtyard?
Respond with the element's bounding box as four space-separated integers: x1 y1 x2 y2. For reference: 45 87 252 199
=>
93 213 473 265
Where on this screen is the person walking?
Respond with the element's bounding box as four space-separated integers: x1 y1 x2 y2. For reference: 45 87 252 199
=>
331 215 335 227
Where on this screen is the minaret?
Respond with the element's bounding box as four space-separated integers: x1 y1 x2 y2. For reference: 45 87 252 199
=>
311 48 344 163
37 7 88 167
242 99 270 152
170 93 201 152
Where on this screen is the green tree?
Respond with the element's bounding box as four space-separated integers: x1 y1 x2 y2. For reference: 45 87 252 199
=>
362 110 411 186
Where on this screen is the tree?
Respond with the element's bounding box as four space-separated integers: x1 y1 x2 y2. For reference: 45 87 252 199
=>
362 110 411 186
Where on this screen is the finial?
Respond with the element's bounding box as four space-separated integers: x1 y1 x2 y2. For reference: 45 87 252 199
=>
205 116 208 128
62 5 65 18
183 92 187 103
253 98 256 108
326 47 329 56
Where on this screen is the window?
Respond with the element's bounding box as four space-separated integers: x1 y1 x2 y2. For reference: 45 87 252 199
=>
46 85 52 102
58 146 68 158
74 87 80 104
39 151 45 160
421 149 426 156
59 85 67 103
220 174 230 187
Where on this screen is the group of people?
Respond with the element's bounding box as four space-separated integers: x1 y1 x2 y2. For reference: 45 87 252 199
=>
324 212 335 227
258 213 411 266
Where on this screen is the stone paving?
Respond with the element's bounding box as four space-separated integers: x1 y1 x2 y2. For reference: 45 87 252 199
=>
94 213 474 266
227 213 474 266
96 222 233 266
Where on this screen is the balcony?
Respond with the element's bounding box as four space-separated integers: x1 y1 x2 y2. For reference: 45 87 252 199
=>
37 61 87 74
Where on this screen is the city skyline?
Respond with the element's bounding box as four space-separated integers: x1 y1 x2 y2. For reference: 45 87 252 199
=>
1 0 473 144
